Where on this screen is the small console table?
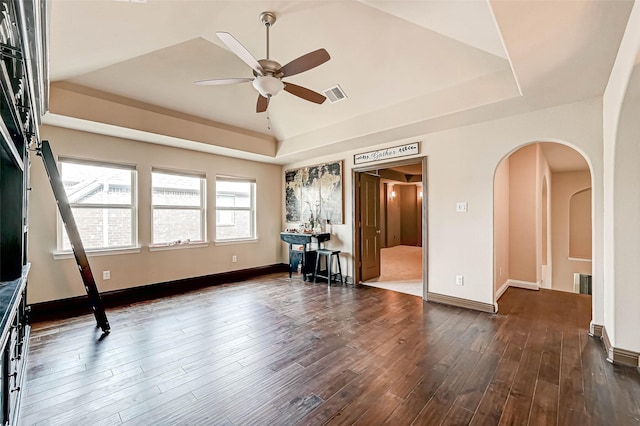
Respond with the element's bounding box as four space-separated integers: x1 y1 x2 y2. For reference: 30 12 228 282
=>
280 232 330 281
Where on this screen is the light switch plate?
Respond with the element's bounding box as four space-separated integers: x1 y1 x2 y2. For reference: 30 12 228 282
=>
456 202 467 212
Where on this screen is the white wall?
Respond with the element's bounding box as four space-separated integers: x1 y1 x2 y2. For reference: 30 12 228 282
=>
28 125 283 304
613 86 640 353
603 1 640 353
283 97 604 311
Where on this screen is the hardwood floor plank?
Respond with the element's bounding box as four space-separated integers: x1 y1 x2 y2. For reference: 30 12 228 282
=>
558 328 589 425
441 404 475 426
383 368 447 425
352 391 403 425
537 328 562 386
528 380 559 425
296 365 386 425
412 349 483 424
469 381 511 426
453 351 501 412
498 350 542 425
20 276 639 426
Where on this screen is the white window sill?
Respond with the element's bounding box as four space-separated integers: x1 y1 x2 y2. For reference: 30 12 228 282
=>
53 246 142 260
214 238 258 246
149 241 210 252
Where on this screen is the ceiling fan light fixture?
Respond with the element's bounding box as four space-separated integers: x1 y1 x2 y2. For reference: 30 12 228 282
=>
253 75 284 98
252 76 284 98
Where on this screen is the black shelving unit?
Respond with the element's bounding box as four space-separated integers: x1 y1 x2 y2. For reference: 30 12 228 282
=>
0 0 46 424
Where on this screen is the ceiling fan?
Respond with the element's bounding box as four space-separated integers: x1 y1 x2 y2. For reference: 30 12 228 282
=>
195 12 331 113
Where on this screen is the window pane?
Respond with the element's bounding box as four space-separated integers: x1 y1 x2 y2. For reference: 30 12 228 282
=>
153 209 202 244
61 162 132 205
216 194 235 208
216 210 251 240
216 179 255 241
62 208 132 250
152 172 201 206
216 210 235 226
217 181 251 207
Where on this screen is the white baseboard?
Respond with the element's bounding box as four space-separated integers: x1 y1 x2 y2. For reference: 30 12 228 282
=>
602 325 640 367
508 279 539 291
496 280 509 299
494 280 540 313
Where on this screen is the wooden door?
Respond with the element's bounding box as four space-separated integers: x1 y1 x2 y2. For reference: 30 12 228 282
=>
359 172 381 281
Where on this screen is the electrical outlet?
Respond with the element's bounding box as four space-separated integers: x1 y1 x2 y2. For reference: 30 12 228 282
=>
456 202 468 212
103 271 110 280
456 275 464 286
232 255 237 263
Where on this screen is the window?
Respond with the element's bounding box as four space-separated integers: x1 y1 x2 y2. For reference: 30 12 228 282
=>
58 158 137 251
216 177 256 241
152 169 206 245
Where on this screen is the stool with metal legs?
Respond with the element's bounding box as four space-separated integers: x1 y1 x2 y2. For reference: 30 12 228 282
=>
313 249 344 286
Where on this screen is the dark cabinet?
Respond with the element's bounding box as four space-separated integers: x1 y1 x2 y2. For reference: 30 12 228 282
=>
280 232 330 280
0 0 46 423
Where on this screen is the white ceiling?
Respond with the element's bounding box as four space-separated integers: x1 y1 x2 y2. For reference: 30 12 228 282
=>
45 0 634 164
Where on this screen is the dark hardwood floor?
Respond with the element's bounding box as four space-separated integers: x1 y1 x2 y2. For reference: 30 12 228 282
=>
22 273 640 425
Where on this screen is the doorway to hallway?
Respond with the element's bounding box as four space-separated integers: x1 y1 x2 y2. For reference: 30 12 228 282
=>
353 158 426 298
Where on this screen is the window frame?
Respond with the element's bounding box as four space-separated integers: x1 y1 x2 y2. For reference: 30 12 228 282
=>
215 176 257 243
56 157 138 254
151 168 207 247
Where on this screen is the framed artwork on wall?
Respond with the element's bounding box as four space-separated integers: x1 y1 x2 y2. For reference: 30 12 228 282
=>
285 160 343 224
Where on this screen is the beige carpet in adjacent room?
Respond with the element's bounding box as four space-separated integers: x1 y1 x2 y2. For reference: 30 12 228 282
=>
363 245 423 297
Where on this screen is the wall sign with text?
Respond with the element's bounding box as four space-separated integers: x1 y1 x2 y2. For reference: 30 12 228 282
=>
354 142 420 165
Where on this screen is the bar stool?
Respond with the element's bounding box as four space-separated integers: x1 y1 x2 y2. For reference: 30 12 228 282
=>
314 249 344 286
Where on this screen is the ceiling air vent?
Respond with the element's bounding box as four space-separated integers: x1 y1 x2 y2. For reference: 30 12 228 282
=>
323 85 347 104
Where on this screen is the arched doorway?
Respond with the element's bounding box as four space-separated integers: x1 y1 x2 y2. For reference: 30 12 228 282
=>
494 142 592 308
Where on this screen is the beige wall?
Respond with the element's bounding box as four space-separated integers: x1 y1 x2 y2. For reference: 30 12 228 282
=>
508 144 537 283
498 142 553 290
536 144 553 287
494 157 510 293
283 97 603 308
28 125 283 304
569 189 592 259
551 171 592 293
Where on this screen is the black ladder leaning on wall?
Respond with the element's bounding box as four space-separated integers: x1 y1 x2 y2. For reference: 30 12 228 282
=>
37 140 111 334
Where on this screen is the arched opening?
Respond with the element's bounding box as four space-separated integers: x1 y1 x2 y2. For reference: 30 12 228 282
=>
494 142 592 304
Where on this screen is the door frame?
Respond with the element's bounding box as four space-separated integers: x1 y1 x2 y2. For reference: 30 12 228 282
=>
352 156 428 298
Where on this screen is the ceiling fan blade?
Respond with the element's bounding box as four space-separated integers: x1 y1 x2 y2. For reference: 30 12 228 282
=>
216 31 264 76
194 77 253 86
280 48 330 77
284 82 326 104
257 94 269 113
